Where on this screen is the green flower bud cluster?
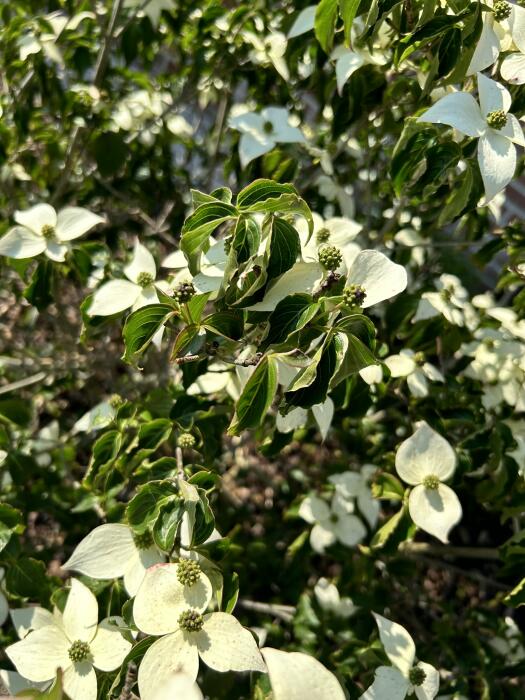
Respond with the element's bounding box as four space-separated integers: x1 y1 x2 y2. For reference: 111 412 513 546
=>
408 666 427 686
177 559 201 586
342 284 367 307
177 432 196 448
316 227 331 243
493 0 511 20
423 474 440 490
173 281 196 303
178 609 204 632
41 224 56 240
133 530 154 550
318 245 343 271
486 109 507 130
137 271 154 287
68 640 91 663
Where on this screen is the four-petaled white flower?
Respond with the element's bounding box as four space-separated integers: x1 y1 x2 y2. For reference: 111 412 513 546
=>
229 106 305 167
361 613 439 700
417 73 525 202
298 492 367 553
296 211 362 269
468 0 525 76
328 465 380 528
395 422 462 543
6 579 132 700
332 43 389 95
243 31 289 81
0 204 104 262
134 563 266 700
385 349 444 398
18 11 94 65
62 523 164 596
412 274 477 329
87 240 168 346
124 0 174 26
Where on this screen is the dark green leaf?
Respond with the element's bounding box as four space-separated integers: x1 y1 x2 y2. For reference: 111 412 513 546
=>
122 304 175 365
228 356 278 435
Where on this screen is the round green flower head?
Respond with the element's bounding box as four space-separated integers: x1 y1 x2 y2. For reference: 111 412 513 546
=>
177 432 196 449
408 666 427 686
109 393 124 409
41 224 56 240
423 474 440 490
133 530 154 550
414 351 425 364
343 284 367 307
178 609 204 632
177 559 202 586
137 271 154 287
316 227 331 244
318 245 343 271
173 281 196 303
263 120 274 134
486 109 507 130
68 640 90 663
493 0 511 20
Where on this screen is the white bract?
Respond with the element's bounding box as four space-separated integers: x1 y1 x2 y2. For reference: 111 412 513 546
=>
276 397 335 441
151 673 204 700
124 0 174 26
72 400 116 434
62 523 164 596
261 647 346 700
18 11 94 64
229 106 305 167
298 492 367 553
6 579 131 700
361 613 439 700
287 6 316 38
314 577 356 617
332 44 389 95
468 1 525 75
296 211 362 268
417 73 525 202
329 465 380 528
385 349 444 398
134 563 265 700
395 422 462 543
0 204 104 262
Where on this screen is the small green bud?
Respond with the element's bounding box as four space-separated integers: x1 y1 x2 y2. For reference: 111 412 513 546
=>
177 432 196 449
414 351 425 364
133 530 154 550
173 281 196 303
177 559 201 586
342 284 367 307
137 271 154 287
423 474 440 490
178 609 204 632
41 224 56 240
108 393 123 408
486 109 507 130
493 0 511 20
68 640 91 663
263 120 274 134
316 227 331 244
318 245 343 271
408 666 427 686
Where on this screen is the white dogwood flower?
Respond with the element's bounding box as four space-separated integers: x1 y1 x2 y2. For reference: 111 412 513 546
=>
243 31 289 81
248 250 407 312
329 465 380 528
417 73 525 202
0 204 104 262
468 1 525 74
298 492 367 553
124 0 174 26
18 11 94 65
385 349 444 398
87 240 168 348
314 578 356 618
62 523 164 596
361 613 439 700
134 563 265 700
412 274 477 329
229 106 305 167
261 647 346 700
395 422 462 543
332 44 389 95
296 211 362 268
6 579 131 700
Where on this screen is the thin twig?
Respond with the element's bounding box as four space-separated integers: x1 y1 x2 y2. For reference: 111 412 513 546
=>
400 542 500 560
0 371 46 395
237 599 296 623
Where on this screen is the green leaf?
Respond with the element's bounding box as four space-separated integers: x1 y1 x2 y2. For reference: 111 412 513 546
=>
438 161 474 225
222 571 240 613
91 132 128 176
371 472 405 500
153 500 185 551
370 505 407 549
136 418 173 452
122 304 175 365
265 294 319 346
236 179 296 209
315 0 339 54
391 126 436 195
83 430 122 488
5 557 52 602
266 217 301 281
181 201 238 274
191 489 216 546
203 311 244 340
417 141 461 190
228 356 279 435
331 331 377 386
126 480 180 534
438 26 461 77
504 577 525 607
23 260 54 310
0 502 24 552
284 336 337 409
232 216 261 264
396 14 467 64
340 0 361 45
